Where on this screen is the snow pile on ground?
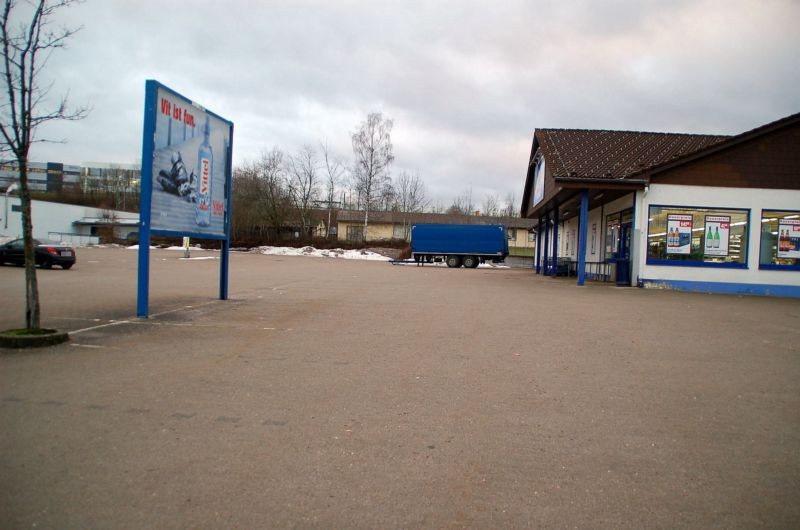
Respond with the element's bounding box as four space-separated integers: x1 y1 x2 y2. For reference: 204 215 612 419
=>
253 246 391 261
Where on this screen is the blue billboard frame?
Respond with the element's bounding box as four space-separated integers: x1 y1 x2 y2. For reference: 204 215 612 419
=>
137 80 234 317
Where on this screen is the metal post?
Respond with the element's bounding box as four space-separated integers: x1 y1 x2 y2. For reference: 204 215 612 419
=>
577 189 589 286
137 81 157 318
536 216 543 274
551 204 560 276
543 213 550 275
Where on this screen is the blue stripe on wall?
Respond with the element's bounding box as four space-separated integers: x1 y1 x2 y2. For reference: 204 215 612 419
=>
640 279 800 298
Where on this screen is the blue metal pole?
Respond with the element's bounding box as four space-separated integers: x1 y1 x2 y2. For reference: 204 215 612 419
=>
137 80 158 318
536 216 543 274
220 125 234 300
577 189 589 286
551 205 559 276
543 213 550 275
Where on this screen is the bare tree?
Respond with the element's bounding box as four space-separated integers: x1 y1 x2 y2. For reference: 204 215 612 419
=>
286 145 319 238
0 0 88 329
351 112 393 239
320 140 344 238
482 193 500 217
394 170 428 239
379 178 395 211
255 147 291 235
448 187 474 215
501 191 518 218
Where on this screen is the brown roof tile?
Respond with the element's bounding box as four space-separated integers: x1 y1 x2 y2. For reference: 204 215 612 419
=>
536 129 729 180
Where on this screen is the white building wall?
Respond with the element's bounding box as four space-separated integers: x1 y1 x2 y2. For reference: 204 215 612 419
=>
1 198 138 243
635 184 800 288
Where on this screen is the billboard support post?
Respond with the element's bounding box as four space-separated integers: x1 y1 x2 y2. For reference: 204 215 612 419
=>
137 80 234 317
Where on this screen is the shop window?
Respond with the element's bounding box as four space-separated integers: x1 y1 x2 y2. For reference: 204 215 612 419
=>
506 228 516 241
759 210 800 270
605 213 621 258
527 231 535 242
646 205 749 267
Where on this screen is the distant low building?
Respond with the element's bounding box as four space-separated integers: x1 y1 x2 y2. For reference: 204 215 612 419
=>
0 161 81 192
0 160 141 195
1 197 138 244
336 209 536 253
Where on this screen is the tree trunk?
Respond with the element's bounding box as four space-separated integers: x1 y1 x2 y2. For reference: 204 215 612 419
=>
18 161 40 329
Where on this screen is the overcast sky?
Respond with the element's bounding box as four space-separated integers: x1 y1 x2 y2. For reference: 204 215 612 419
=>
26 0 800 209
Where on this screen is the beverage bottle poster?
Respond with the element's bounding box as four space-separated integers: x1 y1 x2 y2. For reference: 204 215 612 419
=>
703 215 730 257
777 219 800 258
666 214 692 255
149 87 230 236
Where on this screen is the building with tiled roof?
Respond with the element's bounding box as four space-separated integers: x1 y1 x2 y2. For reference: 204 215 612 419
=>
520 112 800 297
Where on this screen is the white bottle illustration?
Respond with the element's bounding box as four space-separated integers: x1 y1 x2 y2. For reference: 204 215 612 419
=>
713 227 720 249
195 117 213 227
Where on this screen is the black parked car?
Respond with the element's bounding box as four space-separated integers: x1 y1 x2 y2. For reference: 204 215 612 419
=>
0 238 76 269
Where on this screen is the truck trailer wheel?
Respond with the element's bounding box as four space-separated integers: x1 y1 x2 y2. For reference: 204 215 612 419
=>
446 255 463 268
462 255 479 269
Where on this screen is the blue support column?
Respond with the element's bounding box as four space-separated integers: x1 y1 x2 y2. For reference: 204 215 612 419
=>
551 205 559 276
536 216 543 274
542 214 550 275
577 189 589 286
136 80 158 318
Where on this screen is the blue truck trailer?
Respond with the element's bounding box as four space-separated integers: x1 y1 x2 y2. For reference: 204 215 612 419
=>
410 224 509 268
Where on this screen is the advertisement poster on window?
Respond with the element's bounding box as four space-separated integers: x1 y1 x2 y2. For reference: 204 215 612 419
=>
532 157 545 207
591 223 596 254
666 214 692 254
778 219 800 258
703 215 730 256
149 86 231 236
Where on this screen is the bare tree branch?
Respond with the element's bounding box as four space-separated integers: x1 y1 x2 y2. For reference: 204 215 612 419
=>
0 0 87 329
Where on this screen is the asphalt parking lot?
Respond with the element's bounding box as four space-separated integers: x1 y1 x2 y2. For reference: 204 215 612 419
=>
1 247 799 528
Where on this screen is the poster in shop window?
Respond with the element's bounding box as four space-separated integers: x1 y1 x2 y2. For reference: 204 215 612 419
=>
703 215 730 257
777 219 800 258
666 214 692 255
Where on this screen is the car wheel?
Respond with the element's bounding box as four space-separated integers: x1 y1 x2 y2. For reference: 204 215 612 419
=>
462 256 479 269
41 260 52 269
62 263 73 270
446 255 462 268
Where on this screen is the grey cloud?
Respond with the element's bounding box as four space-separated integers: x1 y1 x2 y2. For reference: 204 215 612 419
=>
30 0 800 206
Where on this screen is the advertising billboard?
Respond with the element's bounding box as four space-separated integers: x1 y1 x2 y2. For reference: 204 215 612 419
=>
778 219 800 258
138 80 234 317
703 215 730 257
531 156 545 207
666 214 692 255
146 85 232 237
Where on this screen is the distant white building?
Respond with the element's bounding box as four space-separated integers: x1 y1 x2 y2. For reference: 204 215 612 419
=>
1 197 138 245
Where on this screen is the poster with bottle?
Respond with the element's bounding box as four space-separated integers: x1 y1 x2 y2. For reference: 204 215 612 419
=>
666 214 692 255
147 85 232 237
777 219 800 258
703 215 730 257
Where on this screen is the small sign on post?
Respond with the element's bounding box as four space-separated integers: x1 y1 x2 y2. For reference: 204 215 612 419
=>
183 236 190 258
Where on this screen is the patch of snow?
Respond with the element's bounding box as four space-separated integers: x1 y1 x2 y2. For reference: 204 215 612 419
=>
179 256 218 261
253 245 391 261
391 259 508 269
165 245 205 251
